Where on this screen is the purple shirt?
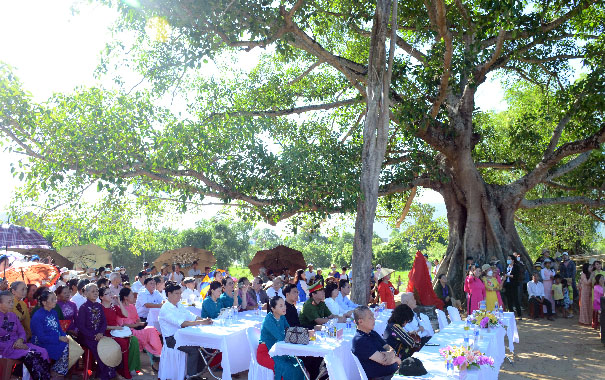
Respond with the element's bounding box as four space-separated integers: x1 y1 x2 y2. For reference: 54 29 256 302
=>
0 311 49 360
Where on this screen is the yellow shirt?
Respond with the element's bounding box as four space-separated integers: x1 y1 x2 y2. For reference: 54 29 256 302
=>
12 297 31 339
552 283 563 301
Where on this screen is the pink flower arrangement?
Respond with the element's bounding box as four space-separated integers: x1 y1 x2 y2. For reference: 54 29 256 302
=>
439 345 494 370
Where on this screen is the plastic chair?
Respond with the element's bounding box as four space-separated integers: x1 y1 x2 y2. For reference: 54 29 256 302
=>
350 352 369 380
447 306 462 322
0 358 31 380
81 348 95 380
157 330 187 380
436 308 449 330
246 327 274 380
419 313 435 336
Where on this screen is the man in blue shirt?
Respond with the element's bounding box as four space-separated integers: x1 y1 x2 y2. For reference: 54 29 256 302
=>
352 306 401 380
336 279 359 312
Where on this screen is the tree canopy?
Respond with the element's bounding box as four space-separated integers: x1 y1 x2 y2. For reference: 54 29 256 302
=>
1 0 604 300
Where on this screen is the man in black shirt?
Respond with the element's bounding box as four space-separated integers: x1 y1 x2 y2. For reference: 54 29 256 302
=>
352 306 400 380
283 283 301 327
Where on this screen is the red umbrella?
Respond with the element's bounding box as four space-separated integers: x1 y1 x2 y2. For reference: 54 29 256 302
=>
248 245 307 277
4 262 60 286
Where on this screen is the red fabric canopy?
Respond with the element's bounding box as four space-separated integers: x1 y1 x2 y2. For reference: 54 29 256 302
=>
406 250 444 310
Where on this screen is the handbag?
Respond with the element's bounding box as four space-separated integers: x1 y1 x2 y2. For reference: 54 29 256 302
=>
285 326 309 345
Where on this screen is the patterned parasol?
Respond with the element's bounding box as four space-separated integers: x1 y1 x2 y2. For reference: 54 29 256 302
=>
4 261 60 286
248 245 307 277
154 247 216 269
11 248 74 269
0 224 51 249
58 244 113 270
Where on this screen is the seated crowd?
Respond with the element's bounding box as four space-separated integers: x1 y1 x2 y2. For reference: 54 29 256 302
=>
1 257 500 380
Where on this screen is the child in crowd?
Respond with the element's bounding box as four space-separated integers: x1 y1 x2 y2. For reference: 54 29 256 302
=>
592 274 603 330
552 275 566 318
561 278 574 318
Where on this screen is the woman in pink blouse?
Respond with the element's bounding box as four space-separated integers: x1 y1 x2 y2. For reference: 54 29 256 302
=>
116 287 162 371
464 267 486 314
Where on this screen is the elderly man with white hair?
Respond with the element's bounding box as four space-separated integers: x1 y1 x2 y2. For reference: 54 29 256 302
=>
106 271 123 300
400 292 432 345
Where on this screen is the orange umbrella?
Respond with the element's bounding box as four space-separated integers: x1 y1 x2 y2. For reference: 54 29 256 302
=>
4 262 60 286
248 245 306 277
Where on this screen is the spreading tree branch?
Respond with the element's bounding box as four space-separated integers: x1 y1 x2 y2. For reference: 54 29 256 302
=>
204 98 361 122
520 196 605 209
481 0 596 47
430 0 454 118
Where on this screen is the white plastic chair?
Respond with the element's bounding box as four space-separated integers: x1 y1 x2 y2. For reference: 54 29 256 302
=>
419 312 435 336
350 352 369 380
246 327 274 380
447 306 462 322
157 329 187 380
436 308 449 330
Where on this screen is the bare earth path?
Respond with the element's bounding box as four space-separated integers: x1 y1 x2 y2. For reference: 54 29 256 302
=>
500 316 604 380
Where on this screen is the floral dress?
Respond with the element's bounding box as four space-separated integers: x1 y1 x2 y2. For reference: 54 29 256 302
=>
31 308 70 375
0 311 50 380
76 300 116 380
57 300 78 332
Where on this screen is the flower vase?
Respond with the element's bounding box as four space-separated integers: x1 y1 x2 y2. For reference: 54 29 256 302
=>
458 367 480 380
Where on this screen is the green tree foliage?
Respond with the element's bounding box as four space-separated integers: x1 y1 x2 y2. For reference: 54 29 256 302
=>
2 0 605 301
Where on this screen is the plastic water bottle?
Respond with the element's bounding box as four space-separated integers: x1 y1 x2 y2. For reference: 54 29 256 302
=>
257 304 262 316
446 359 454 377
498 306 504 319
473 326 480 347
463 331 470 348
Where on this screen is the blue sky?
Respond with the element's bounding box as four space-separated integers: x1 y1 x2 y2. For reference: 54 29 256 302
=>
0 0 507 236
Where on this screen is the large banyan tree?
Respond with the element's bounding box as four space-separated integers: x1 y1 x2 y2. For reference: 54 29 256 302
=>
1 0 604 301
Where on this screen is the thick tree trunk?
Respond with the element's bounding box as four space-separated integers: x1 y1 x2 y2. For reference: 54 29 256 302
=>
351 0 395 305
435 168 532 300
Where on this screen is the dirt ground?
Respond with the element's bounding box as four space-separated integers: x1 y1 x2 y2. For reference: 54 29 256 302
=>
499 314 604 380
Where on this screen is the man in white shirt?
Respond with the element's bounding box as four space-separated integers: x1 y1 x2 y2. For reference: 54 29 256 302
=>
304 264 315 283
180 277 197 301
400 292 433 344
159 282 212 379
336 279 359 312
266 277 284 299
169 263 185 284
135 277 164 321
70 279 90 309
131 271 147 294
188 261 203 277
527 271 554 320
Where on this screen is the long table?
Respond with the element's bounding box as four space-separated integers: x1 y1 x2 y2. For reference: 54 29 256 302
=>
269 309 392 380
392 321 506 380
173 310 267 380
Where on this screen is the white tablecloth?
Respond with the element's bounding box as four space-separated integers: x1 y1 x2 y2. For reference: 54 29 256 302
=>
392 321 504 380
501 312 519 353
173 314 265 380
269 309 393 380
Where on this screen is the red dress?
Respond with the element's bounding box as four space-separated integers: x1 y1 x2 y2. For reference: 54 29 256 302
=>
102 304 132 379
378 281 399 309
